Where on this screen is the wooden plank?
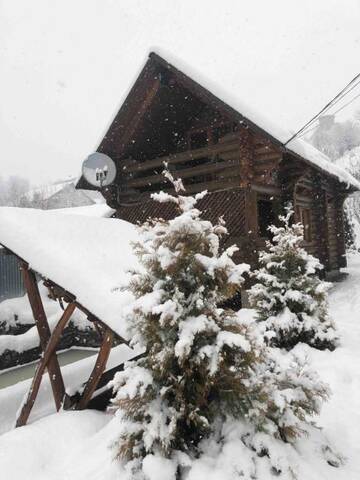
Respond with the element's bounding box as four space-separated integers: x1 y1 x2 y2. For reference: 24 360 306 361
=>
20 264 66 411
127 157 240 188
254 145 279 155
15 302 76 427
121 140 240 173
76 328 114 410
254 152 282 162
117 78 161 155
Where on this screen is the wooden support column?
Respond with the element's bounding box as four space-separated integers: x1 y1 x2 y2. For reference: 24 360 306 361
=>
312 175 330 271
20 263 66 411
76 327 114 410
278 155 302 211
16 302 76 427
335 193 347 269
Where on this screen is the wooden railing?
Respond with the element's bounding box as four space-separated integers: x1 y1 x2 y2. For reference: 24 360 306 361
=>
121 136 240 174
119 136 242 195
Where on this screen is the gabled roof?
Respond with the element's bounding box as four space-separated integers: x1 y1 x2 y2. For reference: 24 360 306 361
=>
77 52 360 192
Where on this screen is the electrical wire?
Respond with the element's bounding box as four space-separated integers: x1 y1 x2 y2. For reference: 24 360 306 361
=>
330 91 360 117
296 90 360 140
284 71 360 145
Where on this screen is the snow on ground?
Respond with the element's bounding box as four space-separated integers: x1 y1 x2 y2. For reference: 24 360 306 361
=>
0 283 96 356
0 207 139 340
0 254 360 479
0 410 122 480
52 203 114 217
0 342 139 435
0 283 60 329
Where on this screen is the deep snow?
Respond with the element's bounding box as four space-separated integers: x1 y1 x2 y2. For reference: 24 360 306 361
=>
0 255 360 479
0 207 139 339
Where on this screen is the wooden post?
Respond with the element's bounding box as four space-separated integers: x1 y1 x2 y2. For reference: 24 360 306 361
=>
76 328 114 410
15 302 76 427
312 175 330 272
334 193 347 268
20 263 66 411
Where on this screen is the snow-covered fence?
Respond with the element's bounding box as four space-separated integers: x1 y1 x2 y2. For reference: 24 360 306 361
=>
0 249 25 301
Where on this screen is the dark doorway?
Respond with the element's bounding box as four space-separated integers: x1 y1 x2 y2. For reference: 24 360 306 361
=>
257 198 276 238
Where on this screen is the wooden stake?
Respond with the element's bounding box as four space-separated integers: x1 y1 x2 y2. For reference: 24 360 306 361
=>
76 328 114 410
20 264 66 412
15 302 76 427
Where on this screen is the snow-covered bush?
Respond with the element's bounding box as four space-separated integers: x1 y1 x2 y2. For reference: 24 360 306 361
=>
249 206 338 351
111 176 330 478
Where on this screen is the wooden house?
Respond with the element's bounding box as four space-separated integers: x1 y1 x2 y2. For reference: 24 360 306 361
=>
77 52 360 278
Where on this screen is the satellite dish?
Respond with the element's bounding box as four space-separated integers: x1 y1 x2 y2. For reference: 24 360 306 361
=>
82 152 117 187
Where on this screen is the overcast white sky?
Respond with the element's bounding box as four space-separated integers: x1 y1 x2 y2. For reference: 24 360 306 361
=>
1 0 360 185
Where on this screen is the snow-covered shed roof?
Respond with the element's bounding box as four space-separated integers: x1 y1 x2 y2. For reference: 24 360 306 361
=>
52 203 115 217
78 51 360 192
0 207 139 340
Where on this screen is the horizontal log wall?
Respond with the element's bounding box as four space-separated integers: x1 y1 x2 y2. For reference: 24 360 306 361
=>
112 120 347 274
115 126 285 204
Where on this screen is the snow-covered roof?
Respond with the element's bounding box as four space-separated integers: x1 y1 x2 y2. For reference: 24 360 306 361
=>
0 207 139 340
52 203 114 217
25 177 77 202
150 51 360 191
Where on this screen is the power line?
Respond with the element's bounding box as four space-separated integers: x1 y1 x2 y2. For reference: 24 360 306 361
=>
284 71 360 145
330 91 360 117
296 90 360 140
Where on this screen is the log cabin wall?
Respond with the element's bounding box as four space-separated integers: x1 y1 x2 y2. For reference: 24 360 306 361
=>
292 170 347 274
113 116 286 269
95 62 348 275
75 53 354 276
325 183 347 271
112 114 347 274
293 172 320 259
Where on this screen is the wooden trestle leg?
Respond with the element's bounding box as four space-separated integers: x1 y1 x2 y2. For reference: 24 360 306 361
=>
18 264 67 422
15 302 76 427
15 262 117 425
76 327 114 410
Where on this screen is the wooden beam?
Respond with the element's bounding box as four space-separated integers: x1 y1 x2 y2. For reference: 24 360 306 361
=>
15 302 76 427
126 157 239 189
118 78 161 153
312 175 330 270
334 194 347 269
122 140 240 173
42 278 128 345
20 264 66 411
76 328 114 410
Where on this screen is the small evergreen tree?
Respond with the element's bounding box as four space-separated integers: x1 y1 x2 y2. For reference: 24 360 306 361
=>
249 206 338 351
111 176 330 477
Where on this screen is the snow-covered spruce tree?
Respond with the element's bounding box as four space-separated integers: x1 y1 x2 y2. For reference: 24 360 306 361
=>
249 205 338 351
111 175 330 478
